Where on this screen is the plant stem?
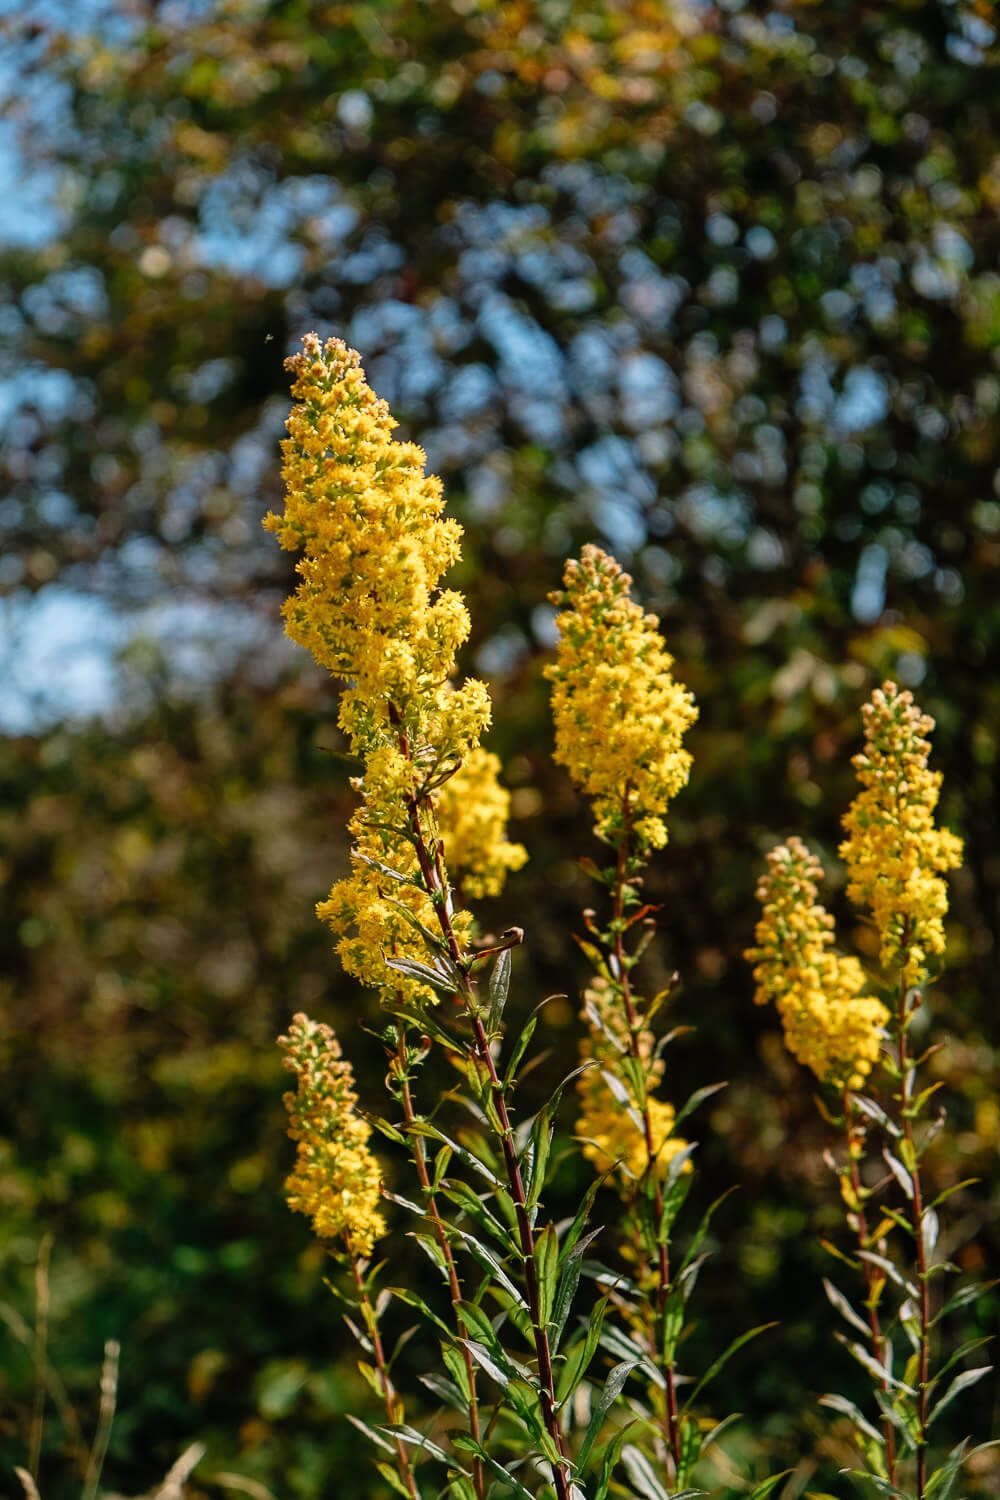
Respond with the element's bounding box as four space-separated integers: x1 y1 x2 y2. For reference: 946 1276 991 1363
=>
393 723 574 1500
842 1089 897 1486
895 954 931 1500
392 1027 487 1500
352 1260 420 1500
611 794 683 1479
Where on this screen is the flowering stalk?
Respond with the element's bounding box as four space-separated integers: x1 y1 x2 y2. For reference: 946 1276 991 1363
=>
392 738 575 1500
387 1021 486 1500
840 685 967 1500
547 548 765 1491
840 1088 896 1486
750 684 985 1497
351 1260 421 1500
610 796 682 1474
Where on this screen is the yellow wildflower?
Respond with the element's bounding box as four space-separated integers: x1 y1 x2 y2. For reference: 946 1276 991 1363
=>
279 1012 385 1258
747 838 888 1091
433 748 528 899
264 334 487 770
546 545 697 850
840 682 963 988
576 978 688 1192
266 336 524 1000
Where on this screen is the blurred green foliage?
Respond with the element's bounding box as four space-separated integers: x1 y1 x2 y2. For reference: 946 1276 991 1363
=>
1 0 998 1495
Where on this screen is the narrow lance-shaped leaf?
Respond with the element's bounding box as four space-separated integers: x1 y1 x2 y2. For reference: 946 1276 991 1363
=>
575 1360 636 1473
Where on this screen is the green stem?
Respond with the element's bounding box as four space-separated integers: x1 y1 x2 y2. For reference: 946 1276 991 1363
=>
896 954 931 1500
393 717 573 1500
842 1090 897 1486
352 1260 420 1500
610 794 683 1480
392 1027 486 1500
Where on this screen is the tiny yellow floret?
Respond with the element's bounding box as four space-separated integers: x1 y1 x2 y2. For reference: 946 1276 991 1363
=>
279 1012 385 1258
546 545 697 850
840 682 963 988
747 838 889 1091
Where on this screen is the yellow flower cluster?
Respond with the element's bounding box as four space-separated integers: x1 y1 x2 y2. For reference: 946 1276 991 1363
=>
264 333 490 770
432 748 528 899
576 978 688 1192
266 336 525 1000
747 839 889 1091
546 545 698 850
840 682 963 988
279 1012 385 1258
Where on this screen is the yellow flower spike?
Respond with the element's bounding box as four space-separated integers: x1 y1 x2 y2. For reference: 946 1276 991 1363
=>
747 838 889 1091
266 337 525 999
545 545 697 850
576 978 689 1193
279 1013 386 1259
432 748 528 899
839 682 963 988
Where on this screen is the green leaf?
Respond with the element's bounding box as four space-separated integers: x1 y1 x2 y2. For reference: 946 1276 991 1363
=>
857 1251 919 1301
883 1149 914 1200
673 1082 727 1130
387 1286 453 1340
683 1324 777 1409
441 1344 472 1406
822 1278 872 1339
575 1360 636 1473
592 1423 633 1500
931 1280 996 1327
535 1223 559 1329
555 1296 609 1407
819 1393 885 1447
620 1443 681 1500
344 1413 396 1454
745 1473 793 1500
379 1424 453 1466
460 1338 510 1390
835 1336 916 1395
852 1095 902 1138
437 1181 508 1249
558 1172 606 1267
929 1179 980 1213
699 1412 742 1455
405 1121 500 1186
503 1011 540 1091
927 1335 993 1391
449 1436 536 1500
677 1186 738 1275
375 1462 416 1499
552 1230 600 1350
420 1371 466 1412
431 1144 453 1193
488 948 512 1033
450 1227 526 1309
927 1365 992 1427
385 954 459 994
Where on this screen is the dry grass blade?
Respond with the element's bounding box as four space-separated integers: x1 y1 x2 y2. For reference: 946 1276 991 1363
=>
151 1442 207 1499
81 1339 120 1500
29 1234 54 1483
212 1474 277 1500
15 1467 42 1500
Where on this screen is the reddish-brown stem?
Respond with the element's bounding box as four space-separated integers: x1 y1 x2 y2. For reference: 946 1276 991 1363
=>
392 716 573 1500
896 957 931 1500
393 1030 486 1500
842 1089 897 1486
351 1260 420 1500
611 795 683 1479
